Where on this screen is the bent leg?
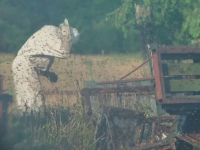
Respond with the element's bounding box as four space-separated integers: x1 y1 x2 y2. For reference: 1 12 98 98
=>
12 56 44 113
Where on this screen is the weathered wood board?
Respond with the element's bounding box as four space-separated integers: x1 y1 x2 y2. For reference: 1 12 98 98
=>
161 53 200 60
163 63 200 76
165 79 200 92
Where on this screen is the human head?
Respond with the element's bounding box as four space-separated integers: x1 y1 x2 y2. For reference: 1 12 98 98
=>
59 18 80 44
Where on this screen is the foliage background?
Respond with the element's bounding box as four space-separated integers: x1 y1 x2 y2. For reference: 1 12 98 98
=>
0 0 200 54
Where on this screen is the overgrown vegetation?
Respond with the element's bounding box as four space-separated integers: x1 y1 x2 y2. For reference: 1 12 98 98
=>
1 107 97 150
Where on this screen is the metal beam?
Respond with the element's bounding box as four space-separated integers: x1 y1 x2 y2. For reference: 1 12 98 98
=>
119 56 153 80
96 77 155 85
81 86 155 95
152 52 166 101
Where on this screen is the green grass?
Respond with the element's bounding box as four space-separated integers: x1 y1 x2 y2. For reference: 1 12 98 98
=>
1 106 97 150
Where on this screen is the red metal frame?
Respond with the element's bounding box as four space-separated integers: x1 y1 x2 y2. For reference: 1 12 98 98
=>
81 46 200 148
82 46 200 113
152 51 165 102
155 47 200 104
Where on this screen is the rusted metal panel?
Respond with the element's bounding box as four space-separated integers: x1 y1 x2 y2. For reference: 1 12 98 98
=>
95 107 178 150
165 79 200 92
83 46 200 115
95 107 145 150
175 114 200 148
180 134 200 147
162 63 200 76
95 79 154 89
82 86 154 95
96 77 155 85
177 134 200 149
154 47 200 106
128 139 176 150
154 46 200 105
152 52 166 102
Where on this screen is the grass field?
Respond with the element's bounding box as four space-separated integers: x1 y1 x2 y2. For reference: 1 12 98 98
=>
0 52 152 150
0 52 150 108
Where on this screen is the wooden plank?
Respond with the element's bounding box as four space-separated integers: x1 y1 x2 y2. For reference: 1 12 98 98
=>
165 79 200 92
163 63 200 75
157 47 200 54
161 53 200 60
185 95 200 99
169 95 200 99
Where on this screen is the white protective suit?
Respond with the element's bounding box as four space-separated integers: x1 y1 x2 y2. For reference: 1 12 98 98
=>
12 19 80 113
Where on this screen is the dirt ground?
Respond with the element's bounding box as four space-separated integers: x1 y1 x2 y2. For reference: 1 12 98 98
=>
0 53 149 107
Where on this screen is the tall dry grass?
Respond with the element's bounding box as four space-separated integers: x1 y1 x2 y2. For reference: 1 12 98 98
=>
1 105 97 150
0 52 152 150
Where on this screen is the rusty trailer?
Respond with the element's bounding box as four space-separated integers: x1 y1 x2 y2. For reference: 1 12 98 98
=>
95 107 178 150
95 107 200 150
151 47 200 114
82 46 200 115
81 46 200 150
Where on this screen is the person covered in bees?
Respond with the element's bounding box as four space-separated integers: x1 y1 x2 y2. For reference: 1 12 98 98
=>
12 19 80 113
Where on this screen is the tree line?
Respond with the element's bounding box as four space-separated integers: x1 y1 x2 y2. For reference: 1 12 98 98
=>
0 0 199 55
